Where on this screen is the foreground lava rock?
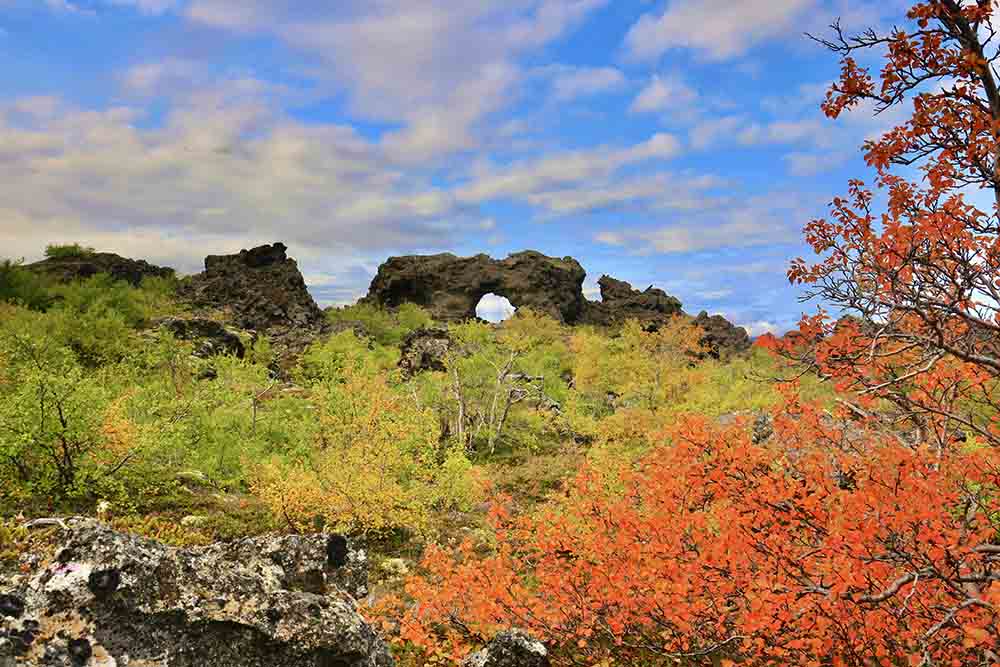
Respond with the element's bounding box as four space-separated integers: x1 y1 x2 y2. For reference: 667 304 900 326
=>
0 520 390 667
461 630 550 667
28 252 174 288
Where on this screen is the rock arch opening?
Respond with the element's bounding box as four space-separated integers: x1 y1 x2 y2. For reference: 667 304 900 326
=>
476 293 516 322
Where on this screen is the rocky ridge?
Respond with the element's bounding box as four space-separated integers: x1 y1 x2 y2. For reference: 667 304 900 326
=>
364 250 750 354
27 253 174 288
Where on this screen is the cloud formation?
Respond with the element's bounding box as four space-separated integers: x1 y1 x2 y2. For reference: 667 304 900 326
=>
624 0 814 61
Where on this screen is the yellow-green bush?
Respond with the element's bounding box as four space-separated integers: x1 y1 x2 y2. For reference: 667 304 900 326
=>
326 302 434 347
251 366 480 536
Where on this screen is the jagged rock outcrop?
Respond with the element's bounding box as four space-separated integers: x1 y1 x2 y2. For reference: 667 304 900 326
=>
694 311 751 358
27 252 174 287
362 251 752 356
581 275 683 326
0 520 389 667
363 252 588 323
158 317 248 359
461 630 549 667
180 243 324 334
398 328 451 378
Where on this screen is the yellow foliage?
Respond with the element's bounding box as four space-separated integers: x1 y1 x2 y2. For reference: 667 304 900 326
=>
251 367 480 536
498 308 564 351
97 392 140 466
572 317 706 410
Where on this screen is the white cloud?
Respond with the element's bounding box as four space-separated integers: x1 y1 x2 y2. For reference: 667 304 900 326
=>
738 118 829 147
695 288 733 300
456 132 682 205
783 150 851 176
550 66 625 102
689 115 745 150
39 0 178 13
106 0 179 13
630 74 697 113
43 0 89 13
525 172 721 217
184 1 609 160
624 0 815 62
120 58 201 96
593 192 810 254
738 320 778 337
0 88 475 276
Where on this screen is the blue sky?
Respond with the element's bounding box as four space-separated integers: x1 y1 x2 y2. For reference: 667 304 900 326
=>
0 0 913 334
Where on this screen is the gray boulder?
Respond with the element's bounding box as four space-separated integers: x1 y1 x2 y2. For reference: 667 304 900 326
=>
462 630 549 667
0 520 390 667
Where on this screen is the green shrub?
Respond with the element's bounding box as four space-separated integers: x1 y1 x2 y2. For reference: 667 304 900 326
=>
0 259 52 310
326 302 434 347
44 243 95 259
0 326 117 494
296 329 398 384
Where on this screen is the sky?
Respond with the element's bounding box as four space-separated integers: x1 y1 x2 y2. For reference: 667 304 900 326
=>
0 0 915 334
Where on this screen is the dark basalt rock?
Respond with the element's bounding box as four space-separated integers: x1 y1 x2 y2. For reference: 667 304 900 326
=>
694 310 751 358
181 242 324 334
87 569 121 599
462 629 550 667
326 535 349 569
0 519 386 667
27 252 174 288
0 595 23 619
67 638 92 665
362 250 751 357
581 275 683 327
362 251 588 324
398 328 451 378
158 317 248 359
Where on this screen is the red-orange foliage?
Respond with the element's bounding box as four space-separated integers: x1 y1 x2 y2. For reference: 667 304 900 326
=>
782 1 1000 449
386 402 1000 666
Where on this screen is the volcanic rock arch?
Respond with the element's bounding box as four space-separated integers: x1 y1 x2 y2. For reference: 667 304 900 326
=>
361 251 590 323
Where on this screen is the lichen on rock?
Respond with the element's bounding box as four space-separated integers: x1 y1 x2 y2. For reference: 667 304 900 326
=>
0 520 389 667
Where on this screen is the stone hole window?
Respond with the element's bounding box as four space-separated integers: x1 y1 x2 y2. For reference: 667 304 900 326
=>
475 293 516 322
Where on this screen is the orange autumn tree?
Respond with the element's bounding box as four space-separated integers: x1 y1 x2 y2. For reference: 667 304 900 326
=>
779 0 1000 449
371 3 1000 666
386 405 1000 666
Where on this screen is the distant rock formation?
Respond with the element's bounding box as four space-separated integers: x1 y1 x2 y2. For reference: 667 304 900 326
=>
581 275 683 327
0 519 390 667
27 252 174 287
363 251 589 323
363 250 750 355
180 242 324 334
